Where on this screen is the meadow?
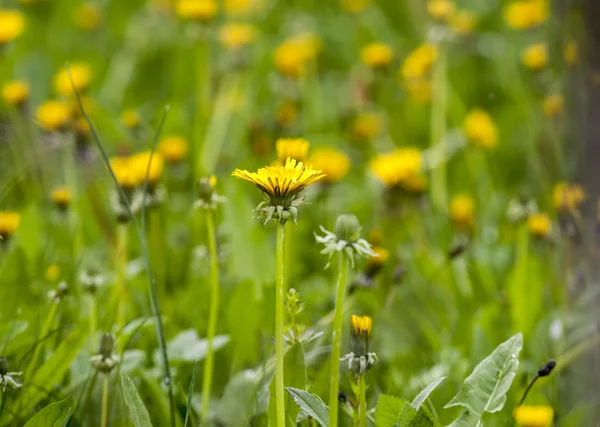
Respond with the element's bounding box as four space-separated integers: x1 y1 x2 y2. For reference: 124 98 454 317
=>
0 0 596 426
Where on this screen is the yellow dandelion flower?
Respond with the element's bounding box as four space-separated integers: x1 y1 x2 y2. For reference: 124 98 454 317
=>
351 315 372 338
73 2 102 31
274 33 321 78
451 10 476 35
367 246 389 268
400 173 428 193
131 151 164 185
543 94 563 118
504 0 548 30
360 42 394 69
522 44 548 71
176 0 218 22
352 112 382 141
55 63 92 97
552 182 585 213
276 138 310 163
0 9 25 44
109 156 138 189
232 158 326 205
121 109 141 129
564 41 578 66
224 0 261 16
449 194 475 230
400 43 438 81
2 80 29 107
74 117 91 136
36 100 72 132
276 101 298 127
427 0 456 22
340 0 371 13
159 136 189 164
0 211 20 239
51 186 72 209
463 109 498 148
370 148 423 188
219 23 255 50
45 264 60 282
513 405 553 427
307 147 351 184
405 79 432 103
527 213 552 238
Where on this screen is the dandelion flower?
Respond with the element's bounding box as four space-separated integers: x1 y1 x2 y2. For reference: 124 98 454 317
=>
2 80 29 107
367 246 389 270
451 10 476 35
463 109 498 148
131 151 164 186
73 2 102 31
360 42 394 69
352 113 382 141
527 213 552 238
46 264 60 281
427 0 455 22
400 44 438 81
307 148 351 184
0 211 20 240
521 44 548 71
276 138 310 163
36 100 72 132
121 109 141 129
219 23 255 50
176 0 218 22
370 148 423 188
54 63 92 97
51 186 73 210
543 94 563 118
504 0 548 30
343 314 377 374
274 33 321 78
405 79 432 103
159 136 189 164
109 156 138 189
552 182 585 213
449 194 475 230
224 0 261 16
0 10 25 44
513 405 553 426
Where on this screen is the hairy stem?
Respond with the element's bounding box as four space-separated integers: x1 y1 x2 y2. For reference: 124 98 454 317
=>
275 222 287 427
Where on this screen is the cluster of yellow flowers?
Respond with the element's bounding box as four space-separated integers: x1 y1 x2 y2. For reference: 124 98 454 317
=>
274 32 321 78
399 44 438 103
360 42 394 69
463 109 498 149
504 0 548 30
0 9 25 45
552 182 585 213
449 194 474 230
109 152 165 189
370 148 424 191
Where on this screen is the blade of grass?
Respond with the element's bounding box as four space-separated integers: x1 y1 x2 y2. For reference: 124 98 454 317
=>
184 362 198 427
66 64 176 427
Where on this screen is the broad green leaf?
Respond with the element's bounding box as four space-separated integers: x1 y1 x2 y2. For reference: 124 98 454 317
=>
411 377 446 410
446 411 479 427
444 333 523 425
268 342 307 426
376 395 440 427
285 388 329 427
23 396 75 427
156 329 229 363
121 372 153 427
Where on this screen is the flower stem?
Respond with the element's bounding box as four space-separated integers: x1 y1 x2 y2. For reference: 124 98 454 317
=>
328 252 349 427
101 373 109 427
25 302 58 381
89 294 97 350
201 210 220 420
275 222 287 427
430 42 448 212
358 375 367 427
115 222 128 350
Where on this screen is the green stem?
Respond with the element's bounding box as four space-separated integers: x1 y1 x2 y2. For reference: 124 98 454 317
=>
275 223 287 427
201 210 220 420
89 294 97 350
358 375 367 427
430 42 448 212
194 36 210 180
101 373 109 427
25 302 58 381
328 253 349 427
115 222 128 350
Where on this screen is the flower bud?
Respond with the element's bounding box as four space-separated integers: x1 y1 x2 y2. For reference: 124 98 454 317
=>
350 314 372 356
99 333 114 359
334 214 361 242
197 176 216 201
0 357 8 376
538 359 556 377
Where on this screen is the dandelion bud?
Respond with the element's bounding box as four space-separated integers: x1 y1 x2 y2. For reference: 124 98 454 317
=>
91 333 119 373
350 315 372 356
197 176 216 200
0 357 8 376
538 359 556 377
99 333 114 359
334 214 361 242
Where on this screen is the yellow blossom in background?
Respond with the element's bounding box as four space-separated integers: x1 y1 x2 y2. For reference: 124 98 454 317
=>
521 44 548 71
274 33 321 78
405 79 432 103
543 94 563 118
513 405 554 427
504 0 548 30
451 10 476 35
340 0 371 13
352 112 382 140
427 0 455 22
131 151 164 185
224 0 261 16
55 63 92 97
2 80 29 107
276 101 298 127
0 10 25 44
74 117 91 136
45 264 60 281
0 211 20 239
121 109 141 129
176 0 218 22
159 136 189 164
360 42 394 69
276 138 310 163
449 194 475 230
109 156 138 189
564 41 578 66
463 109 498 148
73 2 102 31
51 186 73 208
527 213 552 238
367 246 389 268
400 173 428 193
400 43 438 81
36 100 72 132
553 182 585 213
219 23 255 50
370 148 423 188
307 148 351 184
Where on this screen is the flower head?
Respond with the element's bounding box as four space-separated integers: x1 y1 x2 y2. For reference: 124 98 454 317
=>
360 42 394 69
370 148 423 188
513 405 553 427
400 44 438 81
73 2 102 31
131 151 164 186
219 23 255 50
543 94 563 118
274 33 321 78
46 264 60 281
121 109 141 129
51 186 73 210
463 109 498 148
522 44 548 71
109 156 138 189
342 314 377 375
405 79 432 103
315 214 375 268
0 10 25 44
36 100 72 132
552 182 585 213
224 0 261 16
90 334 120 373
504 0 548 30
449 194 475 230
527 213 552 238
2 80 29 107
159 136 189 164
55 63 91 97
451 10 476 35
307 148 350 184
352 112 382 141
366 246 389 275
427 0 455 22
176 0 218 22
0 212 20 240
276 138 310 163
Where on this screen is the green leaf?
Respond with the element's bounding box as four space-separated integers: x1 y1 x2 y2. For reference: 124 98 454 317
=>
444 333 523 425
23 396 75 427
218 369 263 426
285 388 329 427
446 411 479 427
411 377 446 410
268 342 307 426
121 372 153 427
376 395 440 427
157 329 229 363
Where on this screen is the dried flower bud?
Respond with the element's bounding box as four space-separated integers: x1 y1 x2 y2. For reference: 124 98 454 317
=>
538 359 556 377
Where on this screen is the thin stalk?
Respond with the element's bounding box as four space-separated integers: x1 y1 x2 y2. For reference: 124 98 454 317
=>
430 42 448 212
275 223 286 427
25 302 58 381
89 294 97 350
115 222 128 348
101 373 109 427
201 210 220 420
194 37 210 179
358 375 367 427
328 253 349 427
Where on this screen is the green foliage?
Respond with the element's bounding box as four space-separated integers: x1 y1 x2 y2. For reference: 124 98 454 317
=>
23 396 75 427
375 395 440 427
285 388 329 427
411 377 446 410
121 372 154 427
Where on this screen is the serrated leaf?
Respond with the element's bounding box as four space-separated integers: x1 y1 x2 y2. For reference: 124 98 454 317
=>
411 377 446 410
121 372 153 427
444 333 523 424
376 394 405 427
285 387 329 427
23 396 75 427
